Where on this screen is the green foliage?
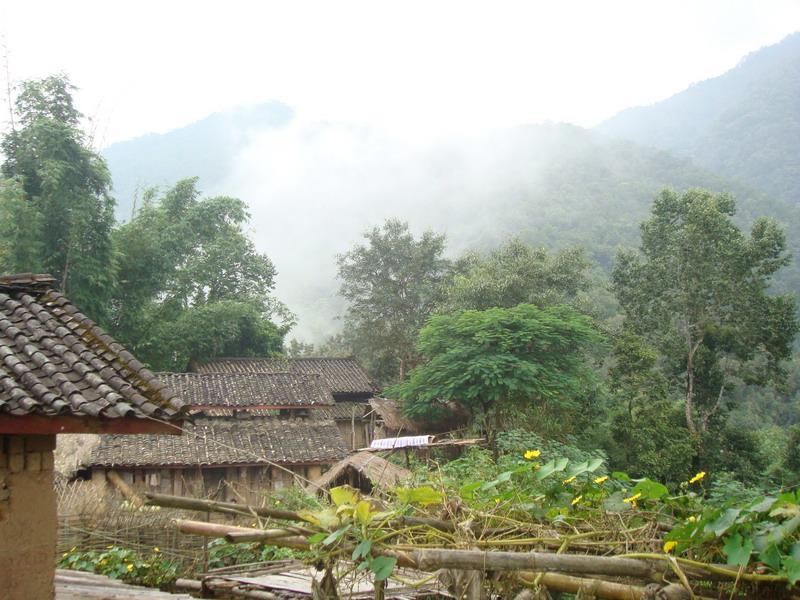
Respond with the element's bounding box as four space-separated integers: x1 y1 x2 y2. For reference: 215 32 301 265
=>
110 178 291 369
1 74 115 320
392 303 601 452
206 538 302 569
612 189 798 440
337 219 451 385
440 239 592 312
58 546 180 587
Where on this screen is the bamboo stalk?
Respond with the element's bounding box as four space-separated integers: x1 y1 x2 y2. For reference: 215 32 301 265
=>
519 572 697 600
175 519 658 579
146 492 301 521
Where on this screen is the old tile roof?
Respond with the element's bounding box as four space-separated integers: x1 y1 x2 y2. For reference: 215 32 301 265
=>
317 401 370 421
0 274 185 420
86 417 348 467
157 372 335 409
193 357 376 396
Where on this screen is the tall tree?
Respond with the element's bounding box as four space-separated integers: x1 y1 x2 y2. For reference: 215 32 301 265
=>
440 239 592 312
612 189 798 437
392 304 601 455
111 178 291 369
1 75 115 319
337 219 451 385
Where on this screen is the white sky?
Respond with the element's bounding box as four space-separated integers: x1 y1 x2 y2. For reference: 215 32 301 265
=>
1 0 799 147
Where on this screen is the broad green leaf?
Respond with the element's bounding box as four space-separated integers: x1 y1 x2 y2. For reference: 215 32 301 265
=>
370 556 397 581
612 471 631 482
602 491 631 513
535 458 569 481
784 557 800 586
396 486 444 506
747 496 776 514
704 509 740 538
322 525 351 547
759 544 782 572
631 479 668 501
352 539 372 561
330 486 359 507
722 534 753 567
298 507 340 530
307 532 327 544
355 500 373 526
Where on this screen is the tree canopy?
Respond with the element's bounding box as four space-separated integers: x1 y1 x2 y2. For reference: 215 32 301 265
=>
612 188 798 437
0 74 115 319
336 219 451 385
392 303 601 452
440 239 592 312
110 178 291 370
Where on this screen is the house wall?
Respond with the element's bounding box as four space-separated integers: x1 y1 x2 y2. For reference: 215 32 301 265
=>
95 463 326 505
0 434 57 600
336 419 373 450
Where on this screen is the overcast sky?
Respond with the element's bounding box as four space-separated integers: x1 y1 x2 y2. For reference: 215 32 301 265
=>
1 1 799 147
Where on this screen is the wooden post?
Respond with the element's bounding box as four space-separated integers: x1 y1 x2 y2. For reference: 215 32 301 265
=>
107 470 143 507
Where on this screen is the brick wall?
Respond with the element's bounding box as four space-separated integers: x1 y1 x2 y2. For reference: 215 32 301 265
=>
0 434 58 599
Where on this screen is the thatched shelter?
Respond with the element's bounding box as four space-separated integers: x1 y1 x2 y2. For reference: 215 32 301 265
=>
310 451 411 495
369 397 471 438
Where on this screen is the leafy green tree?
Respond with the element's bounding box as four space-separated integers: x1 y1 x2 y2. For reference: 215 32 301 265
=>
110 178 291 370
603 331 695 484
337 219 451 385
0 75 115 319
391 304 601 455
441 239 592 312
612 189 798 438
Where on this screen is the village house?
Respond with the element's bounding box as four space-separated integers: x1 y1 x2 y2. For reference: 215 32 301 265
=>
0 274 186 599
82 369 350 502
191 356 379 449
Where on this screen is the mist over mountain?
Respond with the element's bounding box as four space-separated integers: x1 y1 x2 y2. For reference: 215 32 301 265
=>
101 35 800 342
104 101 294 219
599 32 800 203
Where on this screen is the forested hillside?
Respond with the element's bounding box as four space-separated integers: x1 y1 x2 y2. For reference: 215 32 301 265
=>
103 117 800 339
599 32 800 203
104 101 293 220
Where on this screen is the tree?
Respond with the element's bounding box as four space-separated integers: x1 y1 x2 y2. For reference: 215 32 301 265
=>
440 239 592 312
110 178 291 370
391 304 601 455
1 75 115 319
337 219 451 385
612 189 798 438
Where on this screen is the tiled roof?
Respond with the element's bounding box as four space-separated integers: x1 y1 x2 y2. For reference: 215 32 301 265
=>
193 357 376 396
86 417 348 467
157 372 335 408
317 401 370 421
0 274 185 421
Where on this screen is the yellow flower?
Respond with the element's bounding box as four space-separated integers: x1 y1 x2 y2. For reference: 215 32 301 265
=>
688 471 706 484
687 515 697 523
623 492 642 504
62 553 68 558
524 450 541 460
593 475 608 485
663 540 678 553
153 547 160 553
571 495 582 506
107 545 114 549
562 475 576 485
127 564 134 572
